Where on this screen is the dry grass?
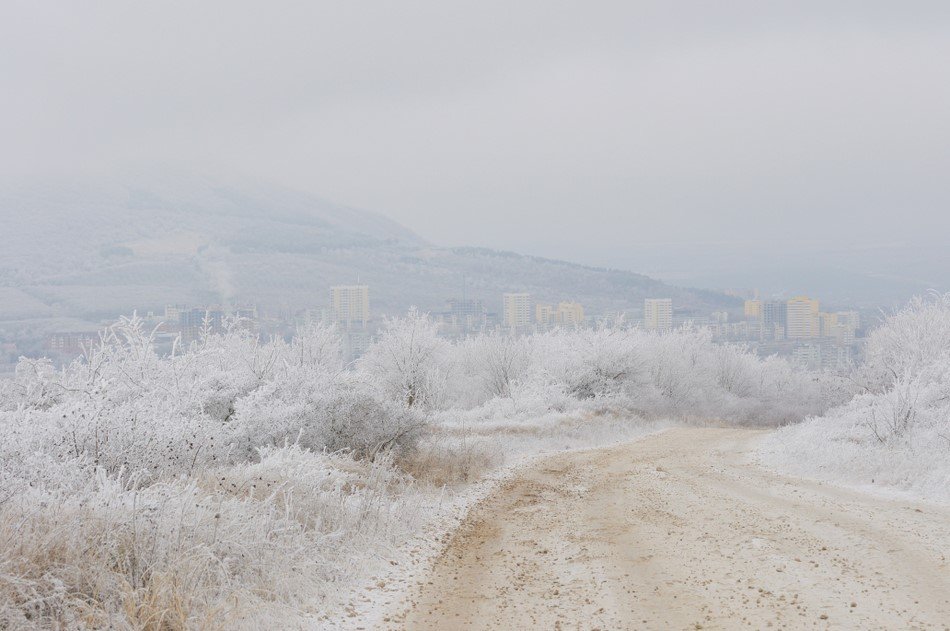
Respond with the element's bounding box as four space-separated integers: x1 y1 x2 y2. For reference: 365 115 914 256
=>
397 437 503 487
0 447 426 630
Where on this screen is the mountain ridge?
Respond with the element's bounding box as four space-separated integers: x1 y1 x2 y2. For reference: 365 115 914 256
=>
0 172 739 334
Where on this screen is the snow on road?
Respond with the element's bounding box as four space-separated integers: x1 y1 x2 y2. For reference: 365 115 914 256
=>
383 428 950 630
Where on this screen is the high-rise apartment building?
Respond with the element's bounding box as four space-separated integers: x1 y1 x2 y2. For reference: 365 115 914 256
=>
556 302 585 326
828 311 860 347
330 285 369 329
535 303 555 327
644 298 673 332
445 298 487 333
164 305 183 322
829 323 856 346
819 312 838 337
835 311 861 330
791 344 823 369
761 300 787 339
503 293 532 329
786 296 820 339
744 299 762 319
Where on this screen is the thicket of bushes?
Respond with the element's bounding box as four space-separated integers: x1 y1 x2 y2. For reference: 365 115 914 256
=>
0 311 841 628
762 293 950 501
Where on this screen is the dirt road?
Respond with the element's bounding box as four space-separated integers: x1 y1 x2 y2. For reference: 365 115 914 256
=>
387 428 950 630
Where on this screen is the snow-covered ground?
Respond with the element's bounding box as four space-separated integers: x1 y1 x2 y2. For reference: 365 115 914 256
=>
760 406 950 504
327 417 673 629
0 312 838 628
761 294 950 504
390 428 950 629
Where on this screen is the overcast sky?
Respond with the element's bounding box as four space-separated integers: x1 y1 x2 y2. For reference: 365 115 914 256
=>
2 1 949 263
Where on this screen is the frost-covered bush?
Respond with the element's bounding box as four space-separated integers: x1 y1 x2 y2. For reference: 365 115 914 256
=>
862 293 950 391
360 308 451 410
0 307 839 627
1 318 230 481
763 293 950 501
2 357 65 411
470 332 531 400
548 325 651 401
315 377 424 457
467 321 834 425
0 446 422 629
0 315 433 628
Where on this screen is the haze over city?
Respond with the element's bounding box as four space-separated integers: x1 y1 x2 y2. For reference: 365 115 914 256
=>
2 3 950 630
3 1 950 304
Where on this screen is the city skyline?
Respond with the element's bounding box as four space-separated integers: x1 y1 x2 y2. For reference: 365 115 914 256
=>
4 282 869 377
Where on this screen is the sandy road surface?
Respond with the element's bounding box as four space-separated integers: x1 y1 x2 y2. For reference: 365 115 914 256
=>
387 428 950 630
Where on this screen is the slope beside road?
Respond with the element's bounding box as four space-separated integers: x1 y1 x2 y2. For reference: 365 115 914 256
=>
385 428 950 630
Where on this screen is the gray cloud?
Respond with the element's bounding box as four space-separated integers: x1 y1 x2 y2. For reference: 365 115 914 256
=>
2 1 949 261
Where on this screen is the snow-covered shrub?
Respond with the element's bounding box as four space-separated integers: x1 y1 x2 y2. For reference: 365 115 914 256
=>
763 293 950 501
473 332 530 399
360 308 451 409
0 446 423 630
0 306 843 626
310 375 424 458
2 357 64 410
398 433 503 487
232 376 423 460
287 320 346 374
550 325 651 401
862 293 950 391
472 321 834 426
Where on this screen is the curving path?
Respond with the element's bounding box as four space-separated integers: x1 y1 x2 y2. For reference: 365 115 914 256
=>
386 428 950 630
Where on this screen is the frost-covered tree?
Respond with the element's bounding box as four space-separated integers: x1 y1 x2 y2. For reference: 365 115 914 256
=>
863 293 950 390
763 293 950 502
360 308 450 409
545 325 649 401
473 332 530 399
0 304 850 627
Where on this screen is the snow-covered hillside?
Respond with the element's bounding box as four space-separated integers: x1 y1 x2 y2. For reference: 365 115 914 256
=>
0 171 737 327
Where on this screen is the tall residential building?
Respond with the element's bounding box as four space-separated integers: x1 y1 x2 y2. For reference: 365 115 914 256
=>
330 285 369 329
829 323 856 347
503 293 532 329
762 300 788 339
830 311 860 347
791 344 823 370
744 299 762 319
445 298 487 332
164 304 183 322
644 298 673 332
786 296 820 339
556 301 585 327
835 311 861 330
819 312 838 337
45 332 98 356
343 330 373 361
535 303 555 327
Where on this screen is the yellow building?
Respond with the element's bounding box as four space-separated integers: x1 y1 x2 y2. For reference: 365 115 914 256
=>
503 293 532 329
786 296 820 339
819 312 838 337
644 298 673 332
330 285 369 329
555 302 585 326
744 299 762 319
